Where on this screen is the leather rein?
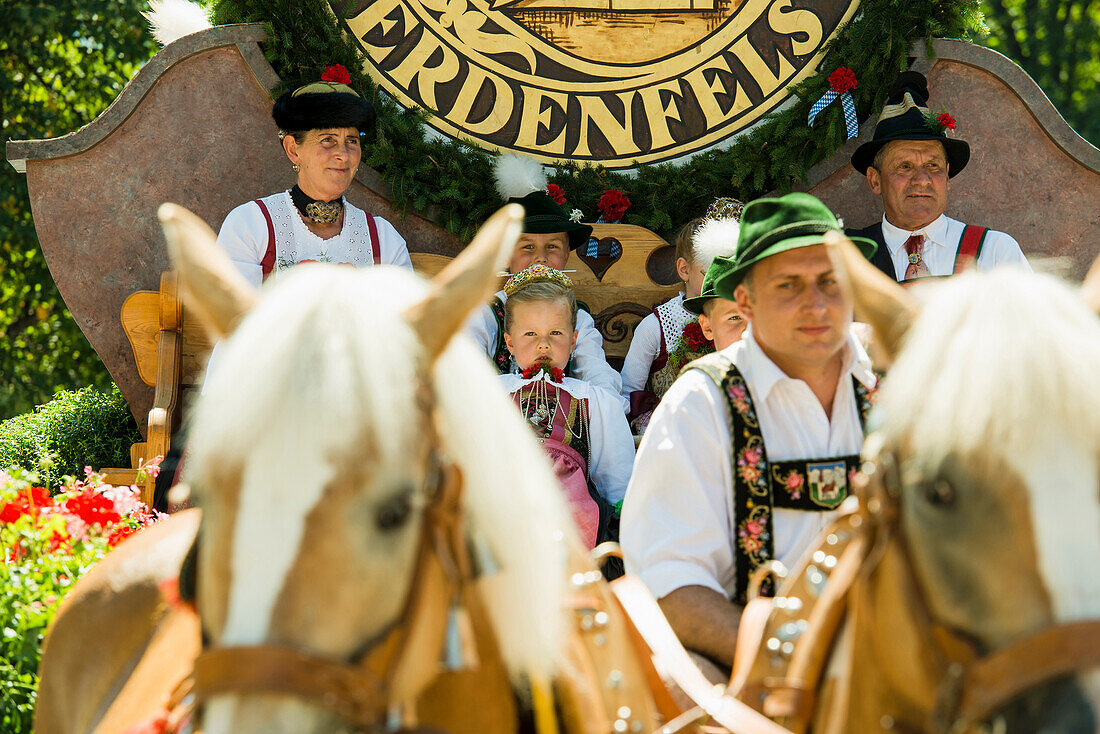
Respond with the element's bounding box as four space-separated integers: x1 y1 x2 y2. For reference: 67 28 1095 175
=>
176 416 476 731
859 444 1100 733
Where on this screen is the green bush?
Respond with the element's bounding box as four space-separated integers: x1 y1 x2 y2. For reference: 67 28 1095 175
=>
0 387 140 489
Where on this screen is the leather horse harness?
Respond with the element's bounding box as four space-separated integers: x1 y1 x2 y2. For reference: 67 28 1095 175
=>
616 442 1100 734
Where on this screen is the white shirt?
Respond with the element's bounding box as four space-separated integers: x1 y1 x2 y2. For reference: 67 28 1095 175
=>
881 214 1029 279
619 293 694 399
468 290 627 410
216 191 412 286
621 325 875 600
499 373 635 506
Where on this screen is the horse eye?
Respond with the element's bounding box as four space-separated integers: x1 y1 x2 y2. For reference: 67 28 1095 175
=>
375 491 413 531
924 479 956 507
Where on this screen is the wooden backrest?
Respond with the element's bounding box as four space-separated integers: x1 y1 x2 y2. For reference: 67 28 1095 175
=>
413 223 682 360
119 223 680 425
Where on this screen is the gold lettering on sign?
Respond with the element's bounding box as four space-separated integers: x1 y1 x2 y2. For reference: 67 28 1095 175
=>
575 92 640 157
344 0 858 168
637 81 685 151
514 87 569 155
449 64 515 136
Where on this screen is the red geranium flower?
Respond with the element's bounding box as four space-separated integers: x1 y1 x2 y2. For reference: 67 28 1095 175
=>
107 524 138 548
545 183 567 206
681 321 712 352
939 112 956 130
321 64 352 85
597 190 631 222
64 489 121 527
828 66 858 94
0 486 53 523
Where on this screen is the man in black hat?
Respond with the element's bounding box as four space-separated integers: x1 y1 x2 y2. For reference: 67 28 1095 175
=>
622 193 877 675
848 72 1028 282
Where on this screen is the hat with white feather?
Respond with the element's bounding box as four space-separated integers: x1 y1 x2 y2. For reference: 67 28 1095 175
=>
494 154 592 250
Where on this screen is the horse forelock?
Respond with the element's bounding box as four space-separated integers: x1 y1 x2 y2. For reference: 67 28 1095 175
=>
185 266 427 648
875 268 1100 626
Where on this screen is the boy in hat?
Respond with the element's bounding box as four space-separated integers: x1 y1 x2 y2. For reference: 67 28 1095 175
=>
467 155 625 405
621 193 878 673
848 71 1028 282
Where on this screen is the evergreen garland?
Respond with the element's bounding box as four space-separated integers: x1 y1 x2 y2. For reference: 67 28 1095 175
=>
211 0 985 241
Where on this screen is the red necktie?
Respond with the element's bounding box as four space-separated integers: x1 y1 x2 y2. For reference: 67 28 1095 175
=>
904 234 930 279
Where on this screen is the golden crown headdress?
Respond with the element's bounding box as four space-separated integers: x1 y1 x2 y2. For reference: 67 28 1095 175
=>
504 264 574 297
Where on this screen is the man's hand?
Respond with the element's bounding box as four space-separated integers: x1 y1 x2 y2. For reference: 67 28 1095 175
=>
658 585 743 669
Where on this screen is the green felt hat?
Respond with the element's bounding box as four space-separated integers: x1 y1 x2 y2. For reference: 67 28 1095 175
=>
683 255 738 315
509 191 592 251
712 193 877 297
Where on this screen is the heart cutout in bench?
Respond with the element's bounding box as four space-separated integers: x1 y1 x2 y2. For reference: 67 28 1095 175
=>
576 236 622 281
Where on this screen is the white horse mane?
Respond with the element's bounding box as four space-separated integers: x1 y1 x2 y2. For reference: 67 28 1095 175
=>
876 267 1100 462
186 265 573 677
875 266 1100 626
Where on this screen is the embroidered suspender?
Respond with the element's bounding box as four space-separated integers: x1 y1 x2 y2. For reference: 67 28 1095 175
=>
688 354 875 604
255 199 277 281
489 296 511 375
953 224 988 274
365 214 381 265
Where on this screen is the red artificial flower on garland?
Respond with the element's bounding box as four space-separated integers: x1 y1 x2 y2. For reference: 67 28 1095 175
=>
521 363 565 382
827 66 858 94
321 64 352 85
597 189 631 222
667 318 715 372
545 183 567 206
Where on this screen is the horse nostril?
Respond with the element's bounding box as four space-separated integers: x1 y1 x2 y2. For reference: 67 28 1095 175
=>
924 480 955 507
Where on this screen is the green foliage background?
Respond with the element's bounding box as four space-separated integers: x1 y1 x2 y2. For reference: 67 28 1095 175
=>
0 386 140 490
1 0 158 420
2 0 1098 418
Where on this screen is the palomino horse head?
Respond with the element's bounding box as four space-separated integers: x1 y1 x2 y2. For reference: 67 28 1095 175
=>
828 233 1100 732
158 204 578 733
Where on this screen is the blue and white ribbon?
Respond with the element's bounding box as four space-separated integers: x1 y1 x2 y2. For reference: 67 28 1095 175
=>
808 89 859 140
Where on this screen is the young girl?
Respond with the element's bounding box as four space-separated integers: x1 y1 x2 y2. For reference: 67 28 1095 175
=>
467 155 625 407
498 265 635 553
620 205 742 433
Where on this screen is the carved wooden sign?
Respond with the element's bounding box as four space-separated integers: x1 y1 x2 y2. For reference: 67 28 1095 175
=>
341 0 859 169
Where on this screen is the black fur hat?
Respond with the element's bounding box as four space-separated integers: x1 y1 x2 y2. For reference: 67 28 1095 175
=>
272 66 376 138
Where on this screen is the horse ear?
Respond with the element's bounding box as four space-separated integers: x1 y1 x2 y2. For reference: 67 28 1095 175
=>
1082 248 1100 316
157 203 258 339
405 203 523 362
824 230 919 362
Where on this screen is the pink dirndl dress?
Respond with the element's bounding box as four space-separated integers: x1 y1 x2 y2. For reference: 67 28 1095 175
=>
512 382 601 548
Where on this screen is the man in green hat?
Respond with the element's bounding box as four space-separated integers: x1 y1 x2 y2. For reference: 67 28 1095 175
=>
621 193 878 675
848 71 1028 281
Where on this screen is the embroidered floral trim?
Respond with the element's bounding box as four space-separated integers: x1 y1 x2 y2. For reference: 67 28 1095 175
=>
738 505 770 561
736 436 768 496
773 466 805 500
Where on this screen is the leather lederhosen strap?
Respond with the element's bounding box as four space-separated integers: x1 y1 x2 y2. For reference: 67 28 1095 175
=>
489 296 511 375
953 224 988 274
689 354 874 604
256 199 383 281
255 199 277 281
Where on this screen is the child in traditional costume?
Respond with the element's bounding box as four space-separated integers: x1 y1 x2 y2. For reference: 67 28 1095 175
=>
498 265 635 555
683 218 749 352
620 204 744 433
468 155 626 408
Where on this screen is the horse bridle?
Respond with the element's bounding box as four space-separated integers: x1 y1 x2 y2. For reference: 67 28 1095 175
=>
178 425 480 730
861 443 1100 733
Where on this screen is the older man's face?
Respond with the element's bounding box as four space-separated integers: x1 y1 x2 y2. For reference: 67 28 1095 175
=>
867 140 950 231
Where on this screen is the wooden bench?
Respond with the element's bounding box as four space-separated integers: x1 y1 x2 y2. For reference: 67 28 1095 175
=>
102 224 681 505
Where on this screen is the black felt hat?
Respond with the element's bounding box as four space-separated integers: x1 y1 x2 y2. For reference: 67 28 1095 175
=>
272 66 376 138
851 71 970 178
509 191 593 251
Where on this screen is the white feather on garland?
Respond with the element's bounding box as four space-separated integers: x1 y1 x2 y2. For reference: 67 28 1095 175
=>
493 154 547 201
692 217 741 270
143 0 212 47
